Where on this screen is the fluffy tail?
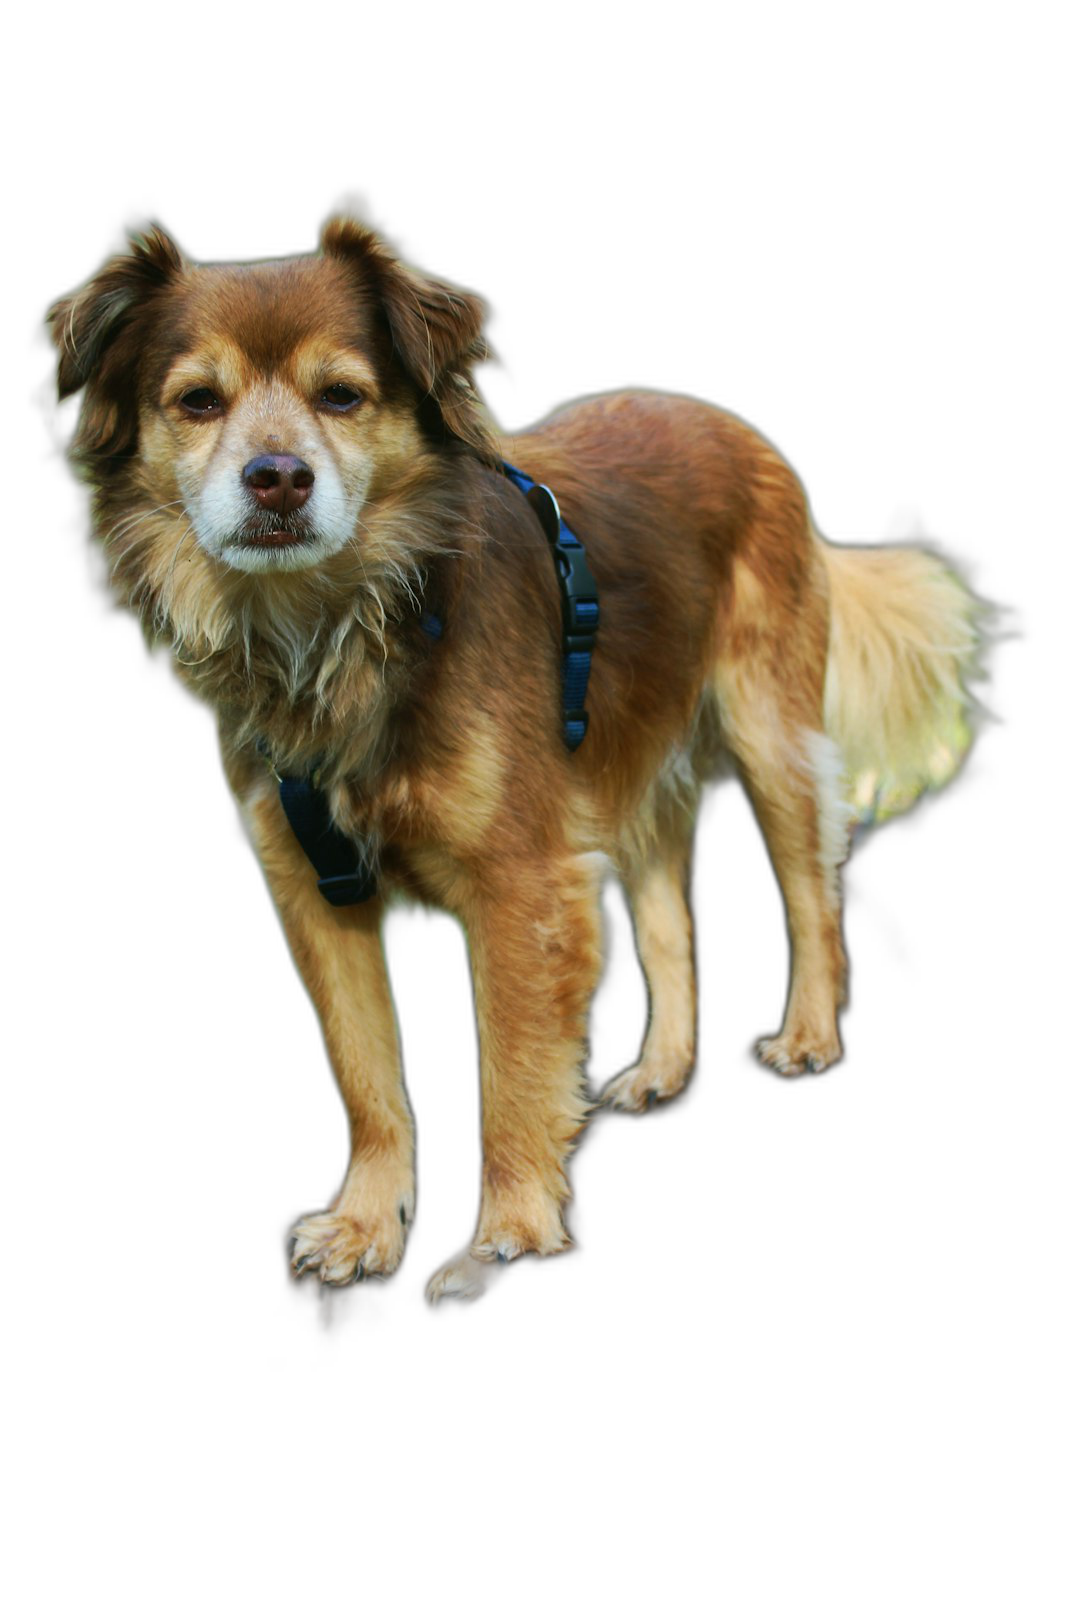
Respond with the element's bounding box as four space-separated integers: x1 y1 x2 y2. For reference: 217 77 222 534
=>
820 538 987 824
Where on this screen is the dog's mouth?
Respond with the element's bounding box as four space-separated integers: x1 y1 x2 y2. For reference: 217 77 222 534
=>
231 521 313 551
213 513 352 574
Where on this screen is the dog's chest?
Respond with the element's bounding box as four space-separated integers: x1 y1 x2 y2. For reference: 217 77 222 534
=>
329 716 508 902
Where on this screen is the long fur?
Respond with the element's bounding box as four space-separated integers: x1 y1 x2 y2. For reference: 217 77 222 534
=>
821 538 984 821
49 217 987 1300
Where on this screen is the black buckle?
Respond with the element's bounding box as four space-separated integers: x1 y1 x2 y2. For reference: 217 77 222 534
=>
555 542 599 609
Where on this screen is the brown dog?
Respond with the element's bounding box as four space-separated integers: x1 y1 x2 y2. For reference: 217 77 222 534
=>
49 218 983 1300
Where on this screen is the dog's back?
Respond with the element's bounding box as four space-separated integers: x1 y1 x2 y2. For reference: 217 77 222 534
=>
509 388 981 831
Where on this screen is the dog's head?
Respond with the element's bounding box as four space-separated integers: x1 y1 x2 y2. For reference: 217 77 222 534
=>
48 219 492 577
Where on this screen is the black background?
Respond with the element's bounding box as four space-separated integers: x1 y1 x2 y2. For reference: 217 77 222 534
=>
27 82 1055 1425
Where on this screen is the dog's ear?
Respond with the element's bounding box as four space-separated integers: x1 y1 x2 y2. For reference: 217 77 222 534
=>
321 216 495 461
47 225 185 467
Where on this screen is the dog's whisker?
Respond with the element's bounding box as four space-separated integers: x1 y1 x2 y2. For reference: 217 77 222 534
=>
102 502 186 567
102 498 186 548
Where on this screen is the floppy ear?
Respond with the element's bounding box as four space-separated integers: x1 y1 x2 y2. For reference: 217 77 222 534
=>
47 225 185 468
320 216 495 461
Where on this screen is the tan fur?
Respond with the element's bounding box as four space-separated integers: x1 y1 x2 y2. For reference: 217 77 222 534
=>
50 219 987 1299
821 539 984 821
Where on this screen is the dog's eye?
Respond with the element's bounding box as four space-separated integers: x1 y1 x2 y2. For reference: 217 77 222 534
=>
319 384 363 412
179 388 223 416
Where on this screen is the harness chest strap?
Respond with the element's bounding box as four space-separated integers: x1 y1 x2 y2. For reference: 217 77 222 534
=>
260 461 600 907
276 760 377 908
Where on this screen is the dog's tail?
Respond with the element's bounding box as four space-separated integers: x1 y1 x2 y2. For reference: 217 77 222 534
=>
820 537 987 825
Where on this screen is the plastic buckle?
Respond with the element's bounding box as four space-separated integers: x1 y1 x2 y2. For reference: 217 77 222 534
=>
555 548 599 648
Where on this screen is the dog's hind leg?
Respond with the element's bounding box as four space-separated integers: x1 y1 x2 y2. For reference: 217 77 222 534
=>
714 655 850 1078
711 458 853 1077
603 829 697 1112
244 782 415 1284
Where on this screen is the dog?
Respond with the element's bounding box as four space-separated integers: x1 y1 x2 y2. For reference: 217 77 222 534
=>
49 217 984 1301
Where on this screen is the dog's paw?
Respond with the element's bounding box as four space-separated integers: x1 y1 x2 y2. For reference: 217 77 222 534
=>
426 1198 569 1303
601 1052 692 1112
291 1199 411 1285
425 1250 495 1305
755 1031 842 1078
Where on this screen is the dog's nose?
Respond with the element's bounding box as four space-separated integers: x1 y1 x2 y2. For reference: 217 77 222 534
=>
242 454 315 515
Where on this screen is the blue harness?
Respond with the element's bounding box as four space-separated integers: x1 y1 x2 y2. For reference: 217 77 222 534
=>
264 462 600 907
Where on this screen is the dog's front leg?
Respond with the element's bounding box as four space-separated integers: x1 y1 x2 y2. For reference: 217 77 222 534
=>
427 853 603 1302
242 780 415 1285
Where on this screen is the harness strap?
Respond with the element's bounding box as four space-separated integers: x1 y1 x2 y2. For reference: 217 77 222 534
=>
257 744 377 908
501 461 599 750
261 460 599 905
